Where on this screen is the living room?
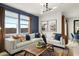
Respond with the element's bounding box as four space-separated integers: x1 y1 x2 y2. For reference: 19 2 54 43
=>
0 3 79 56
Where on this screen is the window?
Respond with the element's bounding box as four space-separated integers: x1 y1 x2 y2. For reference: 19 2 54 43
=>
5 10 30 35
20 15 30 34
5 10 18 34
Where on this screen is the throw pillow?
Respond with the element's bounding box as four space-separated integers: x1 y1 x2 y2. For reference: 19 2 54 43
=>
29 33 35 39
35 33 40 38
12 35 19 39
26 34 30 40
17 35 25 42
54 33 61 41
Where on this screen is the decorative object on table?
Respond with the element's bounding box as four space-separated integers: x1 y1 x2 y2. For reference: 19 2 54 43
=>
36 41 46 48
49 45 54 50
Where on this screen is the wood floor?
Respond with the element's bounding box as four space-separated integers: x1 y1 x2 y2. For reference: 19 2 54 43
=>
53 47 73 56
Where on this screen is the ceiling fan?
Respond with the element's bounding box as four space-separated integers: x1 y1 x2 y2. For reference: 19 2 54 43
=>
40 3 57 14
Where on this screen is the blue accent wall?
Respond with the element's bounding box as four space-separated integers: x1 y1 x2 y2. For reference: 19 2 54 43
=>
32 16 39 33
0 3 39 33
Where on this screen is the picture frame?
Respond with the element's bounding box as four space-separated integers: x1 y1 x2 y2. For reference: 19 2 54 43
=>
48 20 57 32
41 20 57 33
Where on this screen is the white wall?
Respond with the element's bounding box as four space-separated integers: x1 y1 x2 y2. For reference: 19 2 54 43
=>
39 11 62 33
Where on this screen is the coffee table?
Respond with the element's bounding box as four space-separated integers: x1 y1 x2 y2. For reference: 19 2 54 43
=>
24 43 53 56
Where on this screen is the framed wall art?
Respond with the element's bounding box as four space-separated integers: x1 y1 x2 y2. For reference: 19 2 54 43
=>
41 20 57 33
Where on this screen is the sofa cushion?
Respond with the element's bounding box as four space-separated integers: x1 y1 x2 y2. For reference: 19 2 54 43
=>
26 34 30 40
16 41 31 48
35 33 40 38
53 39 61 44
54 33 61 41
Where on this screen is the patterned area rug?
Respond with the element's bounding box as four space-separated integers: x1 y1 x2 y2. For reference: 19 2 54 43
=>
0 47 69 56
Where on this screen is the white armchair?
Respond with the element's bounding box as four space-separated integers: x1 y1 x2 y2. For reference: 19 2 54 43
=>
46 32 65 48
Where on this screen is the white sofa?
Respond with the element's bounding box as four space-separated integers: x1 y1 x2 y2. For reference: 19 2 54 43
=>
5 34 43 55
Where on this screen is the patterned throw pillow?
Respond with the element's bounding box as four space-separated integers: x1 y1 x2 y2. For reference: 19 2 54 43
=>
12 35 19 39
12 35 25 42
17 35 25 42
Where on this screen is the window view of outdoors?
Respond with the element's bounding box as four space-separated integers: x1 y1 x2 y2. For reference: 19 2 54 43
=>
5 10 30 34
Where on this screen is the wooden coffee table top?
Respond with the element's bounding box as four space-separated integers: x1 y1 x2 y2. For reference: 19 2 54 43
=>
24 43 52 56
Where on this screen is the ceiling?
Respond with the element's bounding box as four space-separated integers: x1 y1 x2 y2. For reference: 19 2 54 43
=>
4 3 79 17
